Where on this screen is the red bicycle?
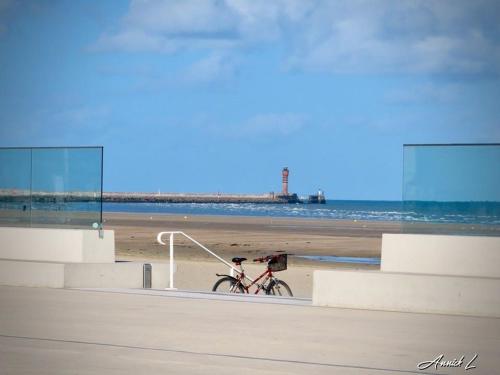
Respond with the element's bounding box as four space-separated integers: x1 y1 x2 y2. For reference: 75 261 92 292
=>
212 254 293 296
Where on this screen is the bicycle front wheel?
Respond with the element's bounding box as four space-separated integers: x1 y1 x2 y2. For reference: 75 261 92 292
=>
266 279 293 297
212 276 245 293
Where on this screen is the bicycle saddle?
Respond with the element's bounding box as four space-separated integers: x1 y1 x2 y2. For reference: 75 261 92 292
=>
231 257 247 264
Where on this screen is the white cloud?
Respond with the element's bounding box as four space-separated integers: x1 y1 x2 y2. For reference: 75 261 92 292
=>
385 83 462 104
92 0 241 53
91 0 311 53
182 53 237 84
125 0 236 35
92 0 500 75
93 29 177 53
286 2 500 74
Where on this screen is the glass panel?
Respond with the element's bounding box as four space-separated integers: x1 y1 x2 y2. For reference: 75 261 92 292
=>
0 147 102 229
402 144 500 236
0 148 31 226
31 148 102 228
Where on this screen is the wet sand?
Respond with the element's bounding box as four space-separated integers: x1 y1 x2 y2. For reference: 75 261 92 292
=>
104 212 401 265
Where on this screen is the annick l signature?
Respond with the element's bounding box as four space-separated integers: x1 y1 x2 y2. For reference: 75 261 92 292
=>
417 354 478 371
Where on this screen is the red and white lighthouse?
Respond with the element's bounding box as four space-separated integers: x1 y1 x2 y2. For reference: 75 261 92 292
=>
282 167 289 196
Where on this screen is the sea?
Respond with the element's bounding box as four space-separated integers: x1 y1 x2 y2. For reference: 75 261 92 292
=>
103 200 500 225
3 199 496 265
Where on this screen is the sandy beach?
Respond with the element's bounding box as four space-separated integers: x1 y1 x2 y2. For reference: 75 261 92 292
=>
103 212 401 296
104 212 400 262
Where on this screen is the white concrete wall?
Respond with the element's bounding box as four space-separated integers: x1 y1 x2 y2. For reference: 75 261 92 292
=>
313 269 500 318
381 234 500 277
0 260 169 289
64 263 143 288
0 227 115 263
0 260 65 288
151 263 169 289
81 230 115 263
65 262 168 289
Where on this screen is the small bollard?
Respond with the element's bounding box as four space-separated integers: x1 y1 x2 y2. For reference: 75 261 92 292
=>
143 263 152 288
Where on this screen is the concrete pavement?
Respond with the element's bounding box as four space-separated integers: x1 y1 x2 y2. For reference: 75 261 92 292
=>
0 286 499 374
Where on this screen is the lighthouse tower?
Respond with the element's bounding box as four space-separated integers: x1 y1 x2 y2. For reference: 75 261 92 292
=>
282 167 289 196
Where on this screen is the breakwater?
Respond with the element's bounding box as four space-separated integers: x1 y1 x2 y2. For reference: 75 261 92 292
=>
0 190 301 204
103 192 301 204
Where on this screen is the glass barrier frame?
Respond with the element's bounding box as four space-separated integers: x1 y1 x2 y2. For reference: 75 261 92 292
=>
0 146 103 229
402 143 500 236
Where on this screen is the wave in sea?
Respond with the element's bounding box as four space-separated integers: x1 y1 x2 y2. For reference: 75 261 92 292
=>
103 200 500 225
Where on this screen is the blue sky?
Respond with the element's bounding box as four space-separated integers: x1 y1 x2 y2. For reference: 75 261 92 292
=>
0 0 499 200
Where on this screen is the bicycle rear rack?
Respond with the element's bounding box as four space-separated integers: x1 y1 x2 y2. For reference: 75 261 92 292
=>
157 231 254 290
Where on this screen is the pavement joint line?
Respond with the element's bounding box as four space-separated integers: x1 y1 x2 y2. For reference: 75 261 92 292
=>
69 289 500 318
146 288 312 301
72 288 312 306
0 334 443 375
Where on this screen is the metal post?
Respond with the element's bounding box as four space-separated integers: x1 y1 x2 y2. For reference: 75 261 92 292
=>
143 263 152 288
167 232 176 290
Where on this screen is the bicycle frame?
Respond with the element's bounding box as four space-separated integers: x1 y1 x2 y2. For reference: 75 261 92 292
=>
234 267 274 294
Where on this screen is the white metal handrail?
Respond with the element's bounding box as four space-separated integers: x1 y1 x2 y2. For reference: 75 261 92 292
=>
157 231 254 290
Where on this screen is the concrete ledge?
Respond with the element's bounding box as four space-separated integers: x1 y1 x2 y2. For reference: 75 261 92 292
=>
65 263 168 289
0 260 168 289
313 269 500 317
0 260 65 288
381 234 500 278
0 227 115 263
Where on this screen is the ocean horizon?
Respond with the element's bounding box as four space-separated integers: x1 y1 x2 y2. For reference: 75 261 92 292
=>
103 200 500 225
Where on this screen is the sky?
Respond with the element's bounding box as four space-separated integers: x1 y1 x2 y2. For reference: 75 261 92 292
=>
0 0 499 200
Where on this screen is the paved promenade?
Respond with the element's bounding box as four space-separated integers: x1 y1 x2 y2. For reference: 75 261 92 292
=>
0 286 499 374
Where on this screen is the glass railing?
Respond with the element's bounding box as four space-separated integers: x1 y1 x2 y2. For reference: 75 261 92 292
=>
402 144 500 236
0 147 103 229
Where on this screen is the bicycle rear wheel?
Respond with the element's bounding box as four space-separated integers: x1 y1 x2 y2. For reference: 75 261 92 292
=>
212 276 245 293
266 279 293 297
